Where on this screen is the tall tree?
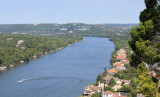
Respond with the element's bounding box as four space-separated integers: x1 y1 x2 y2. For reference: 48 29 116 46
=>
129 0 160 67
129 0 160 96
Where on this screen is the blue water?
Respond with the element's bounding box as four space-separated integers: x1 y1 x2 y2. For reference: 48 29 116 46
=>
0 37 114 97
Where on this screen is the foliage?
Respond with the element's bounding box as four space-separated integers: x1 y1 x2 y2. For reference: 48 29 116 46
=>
131 92 137 97
129 0 160 96
104 85 115 93
91 92 101 97
127 93 132 97
134 64 159 97
129 79 137 90
109 77 116 86
117 85 131 92
129 0 160 67
0 34 82 66
113 67 137 80
96 74 103 83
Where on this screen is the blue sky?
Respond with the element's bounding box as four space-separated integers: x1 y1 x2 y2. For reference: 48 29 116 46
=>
0 0 146 24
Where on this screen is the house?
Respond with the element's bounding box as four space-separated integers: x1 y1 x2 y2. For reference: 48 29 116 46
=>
103 75 114 84
17 40 24 45
113 66 126 71
102 91 126 97
121 60 129 64
33 55 37 59
114 77 122 85
148 71 157 77
117 49 126 55
112 63 126 71
137 93 145 97
114 62 124 67
39 52 44 57
0 66 7 71
121 80 131 86
20 60 24 64
103 75 121 85
108 69 118 75
83 85 101 97
112 85 122 91
98 82 107 89
6 38 13 40
116 54 126 61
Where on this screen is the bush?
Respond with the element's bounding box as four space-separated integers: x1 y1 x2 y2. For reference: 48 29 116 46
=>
117 85 131 92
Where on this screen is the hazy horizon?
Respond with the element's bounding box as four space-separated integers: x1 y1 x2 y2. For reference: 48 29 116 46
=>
0 22 139 25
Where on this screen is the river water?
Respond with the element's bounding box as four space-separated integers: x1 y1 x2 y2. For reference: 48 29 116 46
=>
0 37 114 97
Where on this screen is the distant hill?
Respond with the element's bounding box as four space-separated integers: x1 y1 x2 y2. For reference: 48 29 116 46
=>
0 23 134 36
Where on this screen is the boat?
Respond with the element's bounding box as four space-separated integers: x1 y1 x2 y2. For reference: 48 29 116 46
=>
17 79 25 83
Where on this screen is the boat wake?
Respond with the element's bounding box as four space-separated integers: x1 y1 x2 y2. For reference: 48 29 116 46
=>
17 76 83 83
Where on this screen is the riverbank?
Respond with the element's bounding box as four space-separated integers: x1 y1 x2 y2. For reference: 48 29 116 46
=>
80 31 133 97
0 46 66 71
0 34 83 72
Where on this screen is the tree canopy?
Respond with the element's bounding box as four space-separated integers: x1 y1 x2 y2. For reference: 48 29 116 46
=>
129 0 160 96
129 0 160 67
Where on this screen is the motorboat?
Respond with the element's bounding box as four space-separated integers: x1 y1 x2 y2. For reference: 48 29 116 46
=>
17 79 25 83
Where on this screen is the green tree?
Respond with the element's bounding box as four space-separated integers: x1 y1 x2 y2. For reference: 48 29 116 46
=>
104 85 115 92
109 77 116 86
117 85 131 92
129 0 160 67
134 64 158 97
104 67 107 72
129 0 160 96
127 93 132 97
91 93 101 97
96 74 103 83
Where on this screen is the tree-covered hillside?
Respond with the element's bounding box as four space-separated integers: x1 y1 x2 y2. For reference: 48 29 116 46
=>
0 34 82 66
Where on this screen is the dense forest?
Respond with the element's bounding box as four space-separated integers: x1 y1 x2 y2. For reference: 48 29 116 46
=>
0 34 82 67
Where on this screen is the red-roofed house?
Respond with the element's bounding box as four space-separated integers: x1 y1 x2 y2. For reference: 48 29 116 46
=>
122 60 129 64
102 91 126 97
116 54 126 61
114 62 124 67
108 69 118 75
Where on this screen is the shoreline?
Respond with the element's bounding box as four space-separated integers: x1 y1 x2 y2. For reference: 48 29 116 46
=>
0 40 82 72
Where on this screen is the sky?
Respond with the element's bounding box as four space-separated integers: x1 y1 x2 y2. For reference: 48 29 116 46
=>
0 0 146 24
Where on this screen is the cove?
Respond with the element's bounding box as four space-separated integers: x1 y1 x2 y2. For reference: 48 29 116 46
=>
0 37 114 97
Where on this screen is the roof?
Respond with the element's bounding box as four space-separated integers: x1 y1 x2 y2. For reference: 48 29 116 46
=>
112 85 122 90
114 62 124 67
103 75 113 81
108 69 118 73
104 91 113 95
122 80 131 84
103 91 126 97
114 77 121 82
122 60 129 63
103 76 121 82
116 54 126 60
84 85 101 93
113 93 126 97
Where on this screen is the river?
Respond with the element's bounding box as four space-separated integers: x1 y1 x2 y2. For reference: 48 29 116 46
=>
0 37 114 97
